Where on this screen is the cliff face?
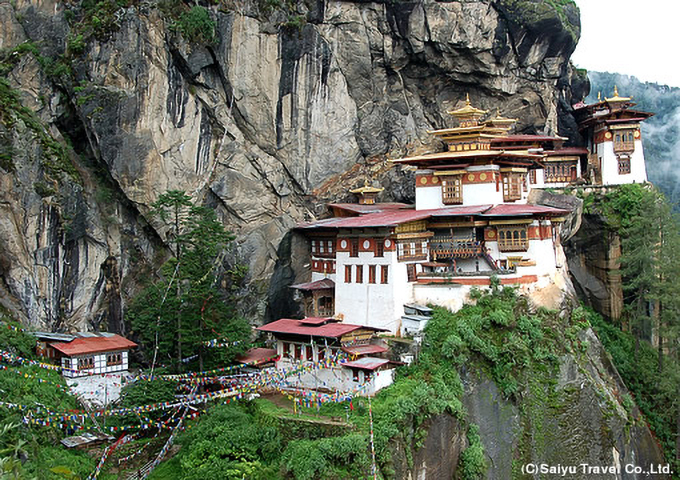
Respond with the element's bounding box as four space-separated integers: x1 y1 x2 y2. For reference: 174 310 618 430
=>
0 0 584 329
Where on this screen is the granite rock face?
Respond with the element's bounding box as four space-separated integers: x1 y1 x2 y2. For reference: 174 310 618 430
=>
0 0 584 328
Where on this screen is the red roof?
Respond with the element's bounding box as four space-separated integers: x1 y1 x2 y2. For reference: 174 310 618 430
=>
49 334 137 356
491 134 567 143
544 148 589 156
329 203 411 215
290 278 335 291
298 209 434 229
482 204 568 216
342 357 392 371
257 319 385 339
342 344 388 356
299 203 569 230
299 317 336 325
236 348 278 366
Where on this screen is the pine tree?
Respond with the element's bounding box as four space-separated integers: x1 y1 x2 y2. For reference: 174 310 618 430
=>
128 191 250 372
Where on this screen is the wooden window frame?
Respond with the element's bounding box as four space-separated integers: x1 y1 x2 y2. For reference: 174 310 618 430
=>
350 238 359 257
356 265 363 284
374 239 384 257
368 265 376 284
613 130 635 153
441 175 463 205
381 265 389 284
497 226 529 252
344 265 352 283
407 264 417 282
617 156 631 175
305 345 313 362
106 352 122 366
502 173 523 201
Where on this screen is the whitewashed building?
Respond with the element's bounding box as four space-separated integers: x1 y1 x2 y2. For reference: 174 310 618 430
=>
256 317 397 396
35 332 137 377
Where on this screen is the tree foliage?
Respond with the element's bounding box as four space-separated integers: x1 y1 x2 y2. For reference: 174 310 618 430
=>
127 190 250 372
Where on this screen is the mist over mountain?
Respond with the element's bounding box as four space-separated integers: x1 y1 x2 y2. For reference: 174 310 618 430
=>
587 71 680 206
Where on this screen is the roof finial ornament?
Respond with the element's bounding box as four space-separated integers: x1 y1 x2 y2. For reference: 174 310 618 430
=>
613 85 619 97
597 91 601 101
363 178 370 188
465 93 471 105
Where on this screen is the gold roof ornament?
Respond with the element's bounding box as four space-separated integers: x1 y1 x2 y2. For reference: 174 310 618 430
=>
350 178 384 194
605 85 631 103
485 108 517 127
597 91 601 102
447 93 488 118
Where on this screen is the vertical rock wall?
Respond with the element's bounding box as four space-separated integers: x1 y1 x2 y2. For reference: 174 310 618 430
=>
0 0 585 329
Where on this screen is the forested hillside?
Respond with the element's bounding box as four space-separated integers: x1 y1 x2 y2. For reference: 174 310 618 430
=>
586 72 680 206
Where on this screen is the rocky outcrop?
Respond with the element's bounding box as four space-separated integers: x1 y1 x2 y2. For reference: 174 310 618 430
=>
564 210 624 321
463 328 667 480
0 0 584 329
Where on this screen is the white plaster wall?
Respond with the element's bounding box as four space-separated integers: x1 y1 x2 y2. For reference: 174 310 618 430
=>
462 182 503 206
599 140 647 185
275 358 393 395
413 283 471 312
335 251 405 332
416 186 443 210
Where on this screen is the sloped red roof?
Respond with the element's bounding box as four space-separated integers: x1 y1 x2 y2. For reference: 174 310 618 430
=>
342 344 388 356
236 348 278 366
257 319 386 339
299 203 568 230
329 203 411 215
49 334 137 356
482 204 568 216
342 357 392 371
544 148 589 156
491 134 567 143
299 317 336 325
290 278 335 291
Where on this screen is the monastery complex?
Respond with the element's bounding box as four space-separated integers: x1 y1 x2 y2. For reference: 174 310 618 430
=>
258 89 653 395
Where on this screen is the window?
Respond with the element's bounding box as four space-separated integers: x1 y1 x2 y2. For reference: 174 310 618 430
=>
345 265 352 283
78 357 94 370
352 369 360 382
613 129 635 153
318 296 333 316
356 265 363 283
107 353 122 366
294 344 302 360
368 265 376 284
407 264 417 282
441 175 462 205
381 265 389 284
529 169 536 184
350 239 359 257
305 345 313 361
283 342 290 357
397 241 427 261
64 358 71 369
544 162 577 183
497 226 529 252
618 156 631 174
502 173 523 201
318 347 326 361
375 239 384 257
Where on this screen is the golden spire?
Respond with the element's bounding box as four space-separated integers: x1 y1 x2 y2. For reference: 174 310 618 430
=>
349 179 383 194
597 91 601 101
447 94 488 117
605 85 631 103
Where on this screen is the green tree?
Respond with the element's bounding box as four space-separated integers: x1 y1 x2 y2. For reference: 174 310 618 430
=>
128 191 250 372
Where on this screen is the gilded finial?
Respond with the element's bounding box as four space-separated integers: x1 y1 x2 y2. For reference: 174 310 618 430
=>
613 85 619 97
363 178 370 188
597 91 601 101
465 93 471 105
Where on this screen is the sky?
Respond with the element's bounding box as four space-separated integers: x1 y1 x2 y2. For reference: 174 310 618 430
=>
571 0 680 88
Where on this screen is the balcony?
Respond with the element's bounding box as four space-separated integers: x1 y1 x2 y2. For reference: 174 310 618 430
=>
430 239 484 260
